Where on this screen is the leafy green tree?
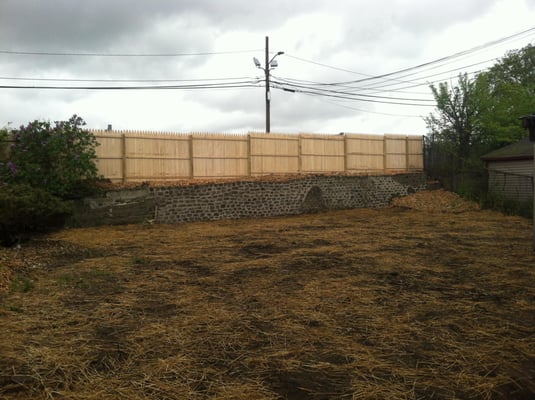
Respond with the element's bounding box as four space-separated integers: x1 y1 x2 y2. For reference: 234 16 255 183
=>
425 73 483 173
476 44 535 146
1 115 100 198
425 44 535 196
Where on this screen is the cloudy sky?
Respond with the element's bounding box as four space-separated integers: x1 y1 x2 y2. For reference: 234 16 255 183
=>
1 0 534 135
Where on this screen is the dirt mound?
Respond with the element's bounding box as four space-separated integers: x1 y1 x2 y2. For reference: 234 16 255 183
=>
392 189 480 212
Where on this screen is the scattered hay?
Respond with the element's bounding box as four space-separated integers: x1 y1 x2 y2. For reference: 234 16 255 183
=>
1 191 534 399
392 189 480 212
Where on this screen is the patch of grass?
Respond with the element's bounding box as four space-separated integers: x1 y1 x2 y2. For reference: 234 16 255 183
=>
131 256 148 265
8 305 23 313
57 270 113 290
10 275 34 293
480 192 533 219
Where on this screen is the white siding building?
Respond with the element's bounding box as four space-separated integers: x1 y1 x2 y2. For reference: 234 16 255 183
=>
481 139 534 202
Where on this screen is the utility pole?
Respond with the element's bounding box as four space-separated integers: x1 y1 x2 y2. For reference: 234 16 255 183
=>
253 37 283 133
265 36 271 133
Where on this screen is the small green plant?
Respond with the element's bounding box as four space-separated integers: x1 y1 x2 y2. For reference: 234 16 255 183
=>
58 270 113 290
0 115 100 199
481 191 533 218
0 184 72 246
11 275 34 293
131 256 148 265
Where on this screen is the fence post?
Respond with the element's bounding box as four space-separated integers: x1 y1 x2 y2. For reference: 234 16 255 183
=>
247 134 252 177
189 135 194 179
405 136 410 173
298 134 302 173
121 133 127 183
383 135 388 174
343 135 347 174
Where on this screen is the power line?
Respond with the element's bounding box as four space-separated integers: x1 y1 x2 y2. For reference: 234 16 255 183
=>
347 58 500 93
0 81 261 90
283 26 535 87
0 75 254 83
305 94 424 118
272 83 435 107
0 49 262 57
273 53 501 99
271 79 434 103
271 74 433 96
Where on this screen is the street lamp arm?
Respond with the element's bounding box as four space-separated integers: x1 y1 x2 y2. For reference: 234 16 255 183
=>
269 51 285 65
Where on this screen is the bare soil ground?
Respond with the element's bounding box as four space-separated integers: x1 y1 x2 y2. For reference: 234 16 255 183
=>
1 190 534 400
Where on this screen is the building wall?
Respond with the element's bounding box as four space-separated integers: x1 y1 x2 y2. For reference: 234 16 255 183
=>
487 159 534 202
70 173 427 227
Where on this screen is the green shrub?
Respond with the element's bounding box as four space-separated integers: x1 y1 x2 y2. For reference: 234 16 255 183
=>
0 115 99 199
0 125 11 162
480 191 533 219
0 184 72 246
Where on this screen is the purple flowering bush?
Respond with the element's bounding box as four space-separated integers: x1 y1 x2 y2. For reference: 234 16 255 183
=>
0 116 99 245
1 115 99 198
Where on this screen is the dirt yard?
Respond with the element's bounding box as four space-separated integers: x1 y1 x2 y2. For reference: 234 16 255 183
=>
0 190 534 399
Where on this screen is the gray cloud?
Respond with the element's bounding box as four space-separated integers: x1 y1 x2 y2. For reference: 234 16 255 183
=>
0 0 532 134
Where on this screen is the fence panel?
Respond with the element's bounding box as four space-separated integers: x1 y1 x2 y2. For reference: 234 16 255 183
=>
385 134 409 172
299 133 345 173
126 133 191 180
93 132 124 181
191 133 249 178
345 134 385 173
250 133 299 175
407 136 424 172
86 130 424 182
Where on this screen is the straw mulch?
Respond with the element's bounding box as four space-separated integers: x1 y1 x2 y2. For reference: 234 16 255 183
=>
1 190 534 399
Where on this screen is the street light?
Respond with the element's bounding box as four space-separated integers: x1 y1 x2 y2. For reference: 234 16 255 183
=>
253 36 284 133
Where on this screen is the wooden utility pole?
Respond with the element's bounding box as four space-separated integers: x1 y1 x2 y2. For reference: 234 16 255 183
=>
254 36 283 133
265 36 271 133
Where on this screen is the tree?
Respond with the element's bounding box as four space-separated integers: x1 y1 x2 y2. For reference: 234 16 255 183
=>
476 44 535 146
425 73 482 174
424 44 535 196
1 115 100 198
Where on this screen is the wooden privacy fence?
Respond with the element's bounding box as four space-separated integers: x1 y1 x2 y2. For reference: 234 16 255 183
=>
92 130 424 182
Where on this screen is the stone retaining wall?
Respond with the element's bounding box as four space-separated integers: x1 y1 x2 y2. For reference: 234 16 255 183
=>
70 173 427 227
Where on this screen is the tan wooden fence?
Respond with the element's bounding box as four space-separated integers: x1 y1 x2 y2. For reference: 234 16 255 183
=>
92 130 424 182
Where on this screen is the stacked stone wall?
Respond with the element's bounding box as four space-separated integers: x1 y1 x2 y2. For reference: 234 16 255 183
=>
70 173 427 226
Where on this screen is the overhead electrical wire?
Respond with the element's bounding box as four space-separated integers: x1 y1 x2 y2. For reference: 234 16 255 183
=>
282 25 535 87
271 82 435 107
0 76 254 83
0 27 533 115
269 26 535 109
305 94 424 118
273 56 499 98
0 80 262 90
0 49 262 57
270 78 434 103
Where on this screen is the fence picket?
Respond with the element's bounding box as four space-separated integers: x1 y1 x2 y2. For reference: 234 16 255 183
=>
0 130 423 182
